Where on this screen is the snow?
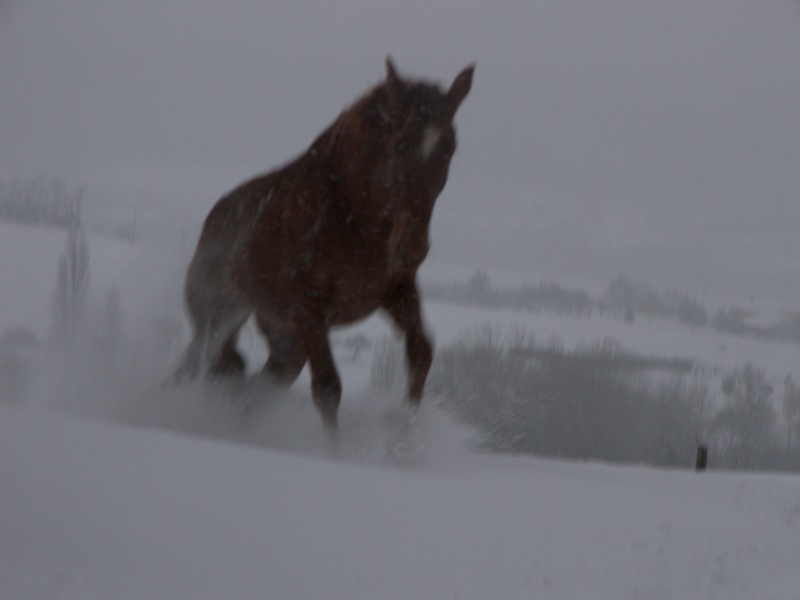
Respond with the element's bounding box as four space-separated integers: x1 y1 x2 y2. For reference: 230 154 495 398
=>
3 220 800 598
3 405 800 599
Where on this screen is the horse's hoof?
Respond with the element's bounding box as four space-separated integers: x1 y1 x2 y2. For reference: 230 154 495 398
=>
210 356 246 379
321 411 338 431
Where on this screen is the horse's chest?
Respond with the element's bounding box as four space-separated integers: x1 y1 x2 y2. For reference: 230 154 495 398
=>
265 201 426 323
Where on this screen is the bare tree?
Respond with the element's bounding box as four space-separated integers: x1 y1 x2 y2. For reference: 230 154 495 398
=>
0 177 82 229
52 226 90 342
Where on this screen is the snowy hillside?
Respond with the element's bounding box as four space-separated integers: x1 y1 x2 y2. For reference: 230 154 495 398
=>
2 220 800 598
4 402 800 599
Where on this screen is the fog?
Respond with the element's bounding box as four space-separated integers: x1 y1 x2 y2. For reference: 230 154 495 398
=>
2 0 800 299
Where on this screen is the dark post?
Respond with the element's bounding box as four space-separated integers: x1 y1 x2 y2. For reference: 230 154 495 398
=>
695 445 708 471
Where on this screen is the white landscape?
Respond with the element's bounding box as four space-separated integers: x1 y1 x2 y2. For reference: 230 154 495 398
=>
3 0 800 598
2 217 800 599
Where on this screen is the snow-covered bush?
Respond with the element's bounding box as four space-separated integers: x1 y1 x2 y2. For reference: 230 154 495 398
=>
373 324 714 467
710 362 778 468
370 335 405 393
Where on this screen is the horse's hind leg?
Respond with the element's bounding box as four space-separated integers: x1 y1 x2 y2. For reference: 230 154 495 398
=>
284 315 341 428
172 312 248 382
256 315 307 386
257 315 342 430
210 330 247 377
307 332 341 428
173 274 250 382
256 313 340 428
263 335 307 386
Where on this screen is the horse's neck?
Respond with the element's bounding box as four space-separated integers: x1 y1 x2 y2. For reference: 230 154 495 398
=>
313 118 393 217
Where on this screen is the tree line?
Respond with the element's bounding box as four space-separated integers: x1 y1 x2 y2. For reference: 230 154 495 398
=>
426 272 800 346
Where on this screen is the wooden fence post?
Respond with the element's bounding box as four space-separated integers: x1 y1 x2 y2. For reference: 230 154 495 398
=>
695 445 708 471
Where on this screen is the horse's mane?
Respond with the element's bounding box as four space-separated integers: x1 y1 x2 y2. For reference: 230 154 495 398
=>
311 81 393 162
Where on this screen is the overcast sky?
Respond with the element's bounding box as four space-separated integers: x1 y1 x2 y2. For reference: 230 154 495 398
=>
2 0 800 300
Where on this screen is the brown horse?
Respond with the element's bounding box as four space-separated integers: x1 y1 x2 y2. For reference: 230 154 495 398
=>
173 58 474 427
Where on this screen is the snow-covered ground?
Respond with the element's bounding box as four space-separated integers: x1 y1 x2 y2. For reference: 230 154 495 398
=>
4 403 800 600
2 220 800 599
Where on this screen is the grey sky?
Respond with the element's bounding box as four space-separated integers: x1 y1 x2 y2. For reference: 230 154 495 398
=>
2 0 800 299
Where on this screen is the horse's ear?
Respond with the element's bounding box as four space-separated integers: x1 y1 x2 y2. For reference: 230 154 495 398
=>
445 63 475 121
385 56 400 87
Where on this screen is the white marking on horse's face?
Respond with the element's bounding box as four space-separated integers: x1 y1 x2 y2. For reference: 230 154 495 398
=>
420 126 442 161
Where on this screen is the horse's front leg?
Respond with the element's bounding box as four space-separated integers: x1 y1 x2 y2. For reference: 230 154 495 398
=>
383 279 433 404
297 317 341 428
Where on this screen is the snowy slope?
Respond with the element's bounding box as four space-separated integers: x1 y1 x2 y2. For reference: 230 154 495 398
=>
3 404 800 600
3 220 800 598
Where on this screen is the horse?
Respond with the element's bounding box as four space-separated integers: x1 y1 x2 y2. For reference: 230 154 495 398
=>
173 58 474 428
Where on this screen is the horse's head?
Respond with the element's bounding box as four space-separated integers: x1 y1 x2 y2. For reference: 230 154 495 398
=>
383 58 474 186
380 59 474 270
